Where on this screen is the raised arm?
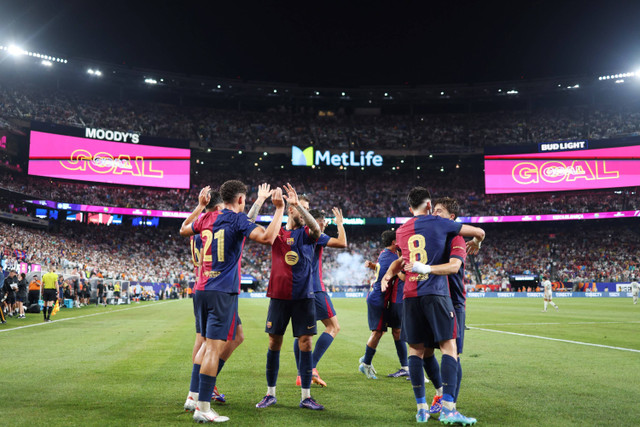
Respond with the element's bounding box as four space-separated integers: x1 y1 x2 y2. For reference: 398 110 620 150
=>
283 183 321 240
179 186 211 237
327 207 347 248
248 187 285 245
247 183 273 222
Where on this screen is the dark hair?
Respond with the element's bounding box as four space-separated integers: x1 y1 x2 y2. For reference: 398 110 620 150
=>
206 190 223 210
309 208 325 220
220 180 247 203
299 194 310 203
433 197 460 219
407 186 431 209
381 230 396 247
20 273 26 279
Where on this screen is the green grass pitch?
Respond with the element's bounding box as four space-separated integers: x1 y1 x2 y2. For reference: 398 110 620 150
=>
1 297 639 426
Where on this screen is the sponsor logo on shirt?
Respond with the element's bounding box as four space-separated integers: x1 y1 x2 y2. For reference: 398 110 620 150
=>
205 271 221 278
285 251 299 266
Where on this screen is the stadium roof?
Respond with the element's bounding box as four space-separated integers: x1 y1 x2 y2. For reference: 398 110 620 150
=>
2 1 640 87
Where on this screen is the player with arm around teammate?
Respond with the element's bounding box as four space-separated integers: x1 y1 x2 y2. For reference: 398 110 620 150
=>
293 207 347 387
383 187 484 424
180 181 284 423
256 184 326 411
404 197 474 419
182 184 273 411
541 276 558 312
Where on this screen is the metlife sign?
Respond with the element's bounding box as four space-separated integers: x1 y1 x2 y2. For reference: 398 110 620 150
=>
292 145 383 167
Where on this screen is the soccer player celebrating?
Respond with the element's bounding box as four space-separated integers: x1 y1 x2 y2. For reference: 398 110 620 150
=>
405 197 472 419
541 276 559 312
631 278 639 304
180 181 285 423
384 186 484 424
256 183 325 410
293 207 347 388
359 230 407 379
183 184 273 411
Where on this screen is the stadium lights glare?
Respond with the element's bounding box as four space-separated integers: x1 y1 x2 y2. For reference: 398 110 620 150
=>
507 90 519 95
615 79 625 84
598 71 639 81
0 44 68 63
144 78 158 85
341 92 346 96
41 60 52 67
87 69 102 76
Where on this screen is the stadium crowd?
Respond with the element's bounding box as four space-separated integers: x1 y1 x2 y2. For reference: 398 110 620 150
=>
4 80 640 150
1 168 638 218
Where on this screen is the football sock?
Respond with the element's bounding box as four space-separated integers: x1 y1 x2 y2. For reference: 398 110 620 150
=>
198 373 217 403
43 307 47 321
266 349 280 387
198 401 211 413
423 354 442 389
293 338 300 374
394 339 408 368
217 358 226 376
441 354 458 404
312 332 334 368
267 386 276 397
544 301 548 310
408 355 426 404
550 301 558 308
454 358 462 402
190 364 201 393
363 345 376 365
300 350 313 389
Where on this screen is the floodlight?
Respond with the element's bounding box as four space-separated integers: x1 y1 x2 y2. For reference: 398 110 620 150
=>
41 60 52 67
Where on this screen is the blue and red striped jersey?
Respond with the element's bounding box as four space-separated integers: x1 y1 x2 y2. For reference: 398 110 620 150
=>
312 233 331 292
267 226 318 300
368 248 398 307
190 234 203 290
446 234 467 308
396 215 462 298
390 277 404 303
191 209 258 293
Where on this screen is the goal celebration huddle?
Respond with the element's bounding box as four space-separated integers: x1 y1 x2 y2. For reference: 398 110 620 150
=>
179 180 485 424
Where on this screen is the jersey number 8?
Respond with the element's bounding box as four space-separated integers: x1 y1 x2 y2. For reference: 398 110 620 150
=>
408 235 428 263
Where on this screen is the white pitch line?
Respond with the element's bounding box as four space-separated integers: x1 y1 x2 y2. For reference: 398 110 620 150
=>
0 299 181 334
471 320 640 326
471 326 640 353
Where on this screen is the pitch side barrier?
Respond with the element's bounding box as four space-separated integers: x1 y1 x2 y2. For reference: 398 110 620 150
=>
239 291 634 299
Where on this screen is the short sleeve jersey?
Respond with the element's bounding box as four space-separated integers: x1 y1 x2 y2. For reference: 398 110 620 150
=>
390 277 404 303
42 272 58 289
190 234 203 289
631 281 639 293
396 215 462 298
368 249 398 307
192 209 258 293
446 235 467 309
543 280 552 294
267 226 318 300
312 233 332 292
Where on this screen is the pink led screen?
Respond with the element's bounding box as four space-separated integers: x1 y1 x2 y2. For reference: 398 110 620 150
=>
484 144 640 194
28 131 191 189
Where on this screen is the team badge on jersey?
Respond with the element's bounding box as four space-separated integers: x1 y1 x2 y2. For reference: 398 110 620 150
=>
286 237 295 245
285 251 299 265
266 321 272 328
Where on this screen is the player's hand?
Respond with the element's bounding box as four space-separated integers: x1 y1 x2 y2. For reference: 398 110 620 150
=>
404 262 414 273
257 183 273 201
198 186 211 208
282 183 299 206
381 275 391 292
466 238 481 255
332 207 344 226
272 187 284 209
364 260 375 270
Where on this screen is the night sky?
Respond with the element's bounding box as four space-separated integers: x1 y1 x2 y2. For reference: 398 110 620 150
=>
2 0 640 86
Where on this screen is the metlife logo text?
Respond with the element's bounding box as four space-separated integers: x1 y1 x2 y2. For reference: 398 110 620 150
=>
292 145 383 167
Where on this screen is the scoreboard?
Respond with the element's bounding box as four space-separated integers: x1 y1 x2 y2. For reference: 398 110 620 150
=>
484 137 640 194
